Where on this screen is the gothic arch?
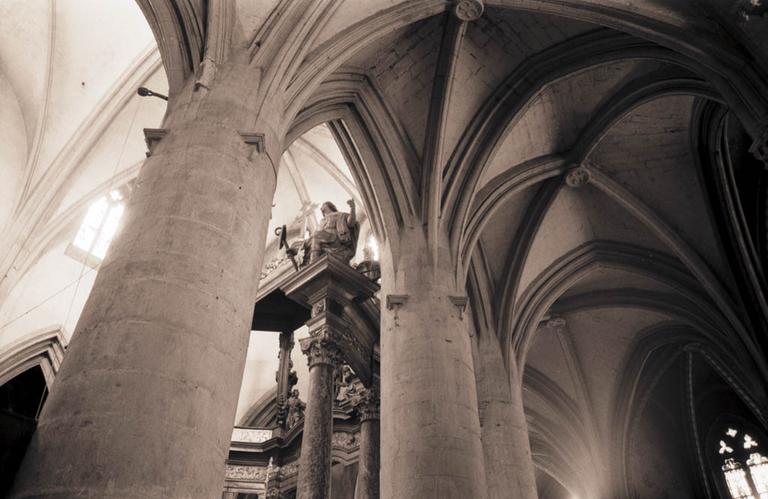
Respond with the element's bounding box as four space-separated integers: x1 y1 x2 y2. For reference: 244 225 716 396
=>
0 326 66 389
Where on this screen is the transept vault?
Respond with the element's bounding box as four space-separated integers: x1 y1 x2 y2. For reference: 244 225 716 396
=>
0 1 767 498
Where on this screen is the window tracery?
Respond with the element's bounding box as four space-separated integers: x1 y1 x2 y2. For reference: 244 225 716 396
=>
718 426 768 498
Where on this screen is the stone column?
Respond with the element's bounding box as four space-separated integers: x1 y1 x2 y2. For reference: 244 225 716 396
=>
380 231 488 498
354 387 380 499
276 330 297 429
11 63 278 498
297 332 342 499
471 325 538 499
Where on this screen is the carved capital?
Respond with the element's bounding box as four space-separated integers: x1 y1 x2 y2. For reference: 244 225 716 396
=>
565 165 591 188
300 331 342 368
353 387 380 421
454 0 484 21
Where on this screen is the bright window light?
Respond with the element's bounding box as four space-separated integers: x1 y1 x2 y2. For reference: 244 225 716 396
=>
367 234 379 261
720 426 768 499
73 192 126 260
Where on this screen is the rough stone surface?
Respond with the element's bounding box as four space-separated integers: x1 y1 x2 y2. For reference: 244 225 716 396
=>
380 230 488 499
472 327 538 499
10 62 276 499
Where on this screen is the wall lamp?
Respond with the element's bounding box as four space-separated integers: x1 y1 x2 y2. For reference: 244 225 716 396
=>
137 87 168 101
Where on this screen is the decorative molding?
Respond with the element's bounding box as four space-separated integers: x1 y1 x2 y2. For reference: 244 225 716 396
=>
231 427 274 444
0 327 67 389
453 0 484 21
240 131 265 159
143 128 167 157
331 431 360 451
225 464 268 482
448 295 468 320
311 298 327 318
565 165 592 188
280 462 300 478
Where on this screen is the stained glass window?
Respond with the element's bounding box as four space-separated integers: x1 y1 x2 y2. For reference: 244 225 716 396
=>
718 426 768 499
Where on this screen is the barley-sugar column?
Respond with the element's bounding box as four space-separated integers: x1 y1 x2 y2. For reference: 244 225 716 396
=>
10 62 278 499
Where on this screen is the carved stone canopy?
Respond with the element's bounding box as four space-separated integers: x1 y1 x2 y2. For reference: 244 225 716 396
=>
282 254 380 385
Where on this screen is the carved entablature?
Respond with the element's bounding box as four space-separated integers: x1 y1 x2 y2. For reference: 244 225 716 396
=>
331 431 360 451
225 464 268 482
299 331 342 368
279 461 300 479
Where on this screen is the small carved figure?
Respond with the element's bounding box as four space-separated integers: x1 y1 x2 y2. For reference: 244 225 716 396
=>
265 457 282 499
285 389 306 429
354 245 381 281
334 365 357 402
309 200 359 264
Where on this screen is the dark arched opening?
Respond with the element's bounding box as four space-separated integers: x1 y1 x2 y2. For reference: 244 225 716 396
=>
0 365 48 495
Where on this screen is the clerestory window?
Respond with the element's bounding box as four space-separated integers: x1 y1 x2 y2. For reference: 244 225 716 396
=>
718 426 768 499
67 189 127 266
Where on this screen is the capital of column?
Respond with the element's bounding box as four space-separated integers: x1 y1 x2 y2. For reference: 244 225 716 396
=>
353 387 380 422
300 329 342 368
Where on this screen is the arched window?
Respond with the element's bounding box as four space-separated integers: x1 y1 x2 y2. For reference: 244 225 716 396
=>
715 423 768 498
67 187 129 266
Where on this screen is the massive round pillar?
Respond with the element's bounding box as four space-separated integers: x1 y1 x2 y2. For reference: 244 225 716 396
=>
380 234 488 498
472 327 538 499
10 66 277 498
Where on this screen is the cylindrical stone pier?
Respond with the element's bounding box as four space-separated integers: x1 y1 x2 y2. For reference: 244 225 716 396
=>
354 388 380 499
10 65 277 499
297 334 341 499
380 236 488 499
472 325 538 499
